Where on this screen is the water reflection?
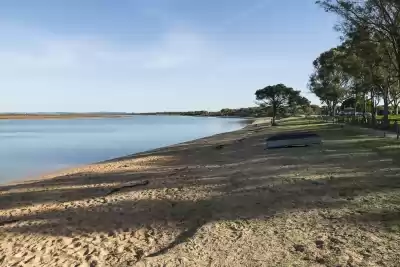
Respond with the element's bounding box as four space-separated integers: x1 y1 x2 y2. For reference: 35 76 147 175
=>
0 116 245 183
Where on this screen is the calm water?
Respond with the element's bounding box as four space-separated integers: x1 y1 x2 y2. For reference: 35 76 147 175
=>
0 115 246 183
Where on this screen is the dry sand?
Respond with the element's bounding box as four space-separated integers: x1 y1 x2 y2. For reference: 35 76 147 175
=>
1 118 400 266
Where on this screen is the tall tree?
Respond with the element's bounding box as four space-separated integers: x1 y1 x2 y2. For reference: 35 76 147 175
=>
255 84 303 125
310 104 322 115
345 26 398 123
309 47 347 116
317 0 400 125
287 91 311 115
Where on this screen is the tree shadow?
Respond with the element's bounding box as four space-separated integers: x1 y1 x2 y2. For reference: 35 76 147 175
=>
1 124 400 262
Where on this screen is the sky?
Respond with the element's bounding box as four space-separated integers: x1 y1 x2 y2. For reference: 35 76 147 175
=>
0 0 340 112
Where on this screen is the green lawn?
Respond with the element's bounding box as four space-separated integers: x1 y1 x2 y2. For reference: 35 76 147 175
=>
377 115 400 120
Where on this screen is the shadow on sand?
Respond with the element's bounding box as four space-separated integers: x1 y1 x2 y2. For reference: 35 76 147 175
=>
1 122 400 262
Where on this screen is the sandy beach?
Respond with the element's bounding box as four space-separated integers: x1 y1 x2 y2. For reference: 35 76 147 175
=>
1 118 400 266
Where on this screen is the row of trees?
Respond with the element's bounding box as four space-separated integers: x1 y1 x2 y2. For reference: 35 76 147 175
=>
135 107 270 118
309 0 400 127
135 101 321 119
138 85 318 121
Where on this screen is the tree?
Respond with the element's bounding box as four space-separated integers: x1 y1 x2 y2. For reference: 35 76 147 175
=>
339 29 392 123
389 81 400 114
255 84 303 125
220 108 232 116
310 104 322 115
341 97 357 109
317 0 400 126
288 94 311 115
309 47 347 116
317 0 400 78
297 96 312 114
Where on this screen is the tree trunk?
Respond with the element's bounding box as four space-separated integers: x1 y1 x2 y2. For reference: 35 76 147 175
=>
363 92 366 114
272 104 277 126
395 37 400 117
397 79 400 115
354 93 358 116
383 89 390 128
371 91 376 126
331 101 337 117
362 92 366 122
326 101 333 116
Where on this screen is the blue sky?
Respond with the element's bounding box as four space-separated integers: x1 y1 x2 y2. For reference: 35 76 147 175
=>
0 0 340 112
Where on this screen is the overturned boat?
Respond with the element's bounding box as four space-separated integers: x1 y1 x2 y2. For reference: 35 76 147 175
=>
266 131 322 149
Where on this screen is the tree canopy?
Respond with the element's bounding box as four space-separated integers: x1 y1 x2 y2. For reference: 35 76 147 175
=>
309 47 348 116
255 84 309 125
309 0 400 127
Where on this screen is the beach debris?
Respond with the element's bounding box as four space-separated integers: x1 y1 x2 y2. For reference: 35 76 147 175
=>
215 144 225 150
106 180 149 196
315 257 326 264
168 166 189 177
315 240 324 249
236 138 246 143
293 244 306 252
311 180 325 186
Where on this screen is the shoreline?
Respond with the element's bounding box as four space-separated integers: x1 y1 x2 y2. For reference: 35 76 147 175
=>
1 118 400 265
2 117 263 187
0 114 259 121
0 114 133 120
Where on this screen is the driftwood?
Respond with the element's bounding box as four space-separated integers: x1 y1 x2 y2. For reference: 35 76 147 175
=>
106 180 149 196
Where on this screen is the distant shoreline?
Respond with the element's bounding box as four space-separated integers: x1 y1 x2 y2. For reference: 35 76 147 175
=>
0 114 133 120
0 113 258 120
3 116 259 186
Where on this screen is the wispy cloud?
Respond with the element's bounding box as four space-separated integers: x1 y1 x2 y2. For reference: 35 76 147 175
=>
143 29 209 69
217 0 272 32
0 24 213 77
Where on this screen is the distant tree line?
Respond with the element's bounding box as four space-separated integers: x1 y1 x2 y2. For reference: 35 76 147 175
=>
133 107 268 118
134 87 319 122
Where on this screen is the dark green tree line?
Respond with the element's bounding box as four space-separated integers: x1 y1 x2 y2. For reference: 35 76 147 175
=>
309 0 400 127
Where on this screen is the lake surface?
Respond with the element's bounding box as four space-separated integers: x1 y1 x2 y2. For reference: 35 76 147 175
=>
0 115 246 183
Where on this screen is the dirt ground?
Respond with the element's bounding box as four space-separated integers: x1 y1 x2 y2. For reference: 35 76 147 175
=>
1 118 400 266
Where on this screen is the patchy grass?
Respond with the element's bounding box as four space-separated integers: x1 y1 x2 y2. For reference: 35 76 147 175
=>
377 115 400 120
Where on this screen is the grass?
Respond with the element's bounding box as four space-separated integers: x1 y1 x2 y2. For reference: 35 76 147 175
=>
376 114 400 120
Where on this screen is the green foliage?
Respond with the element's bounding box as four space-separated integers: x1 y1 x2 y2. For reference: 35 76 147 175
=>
135 106 271 118
313 0 400 126
255 84 308 124
341 97 356 109
310 104 322 115
309 47 347 115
